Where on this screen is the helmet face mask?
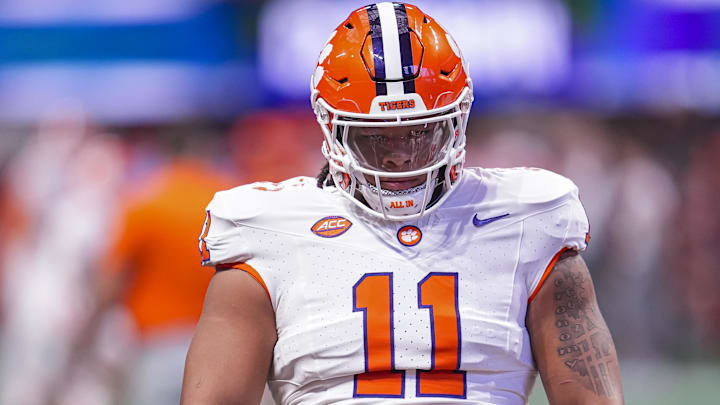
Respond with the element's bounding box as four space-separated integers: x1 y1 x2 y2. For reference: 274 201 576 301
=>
346 120 452 173
311 2 473 221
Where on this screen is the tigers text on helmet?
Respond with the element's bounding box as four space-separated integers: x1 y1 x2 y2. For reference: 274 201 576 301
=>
311 2 473 221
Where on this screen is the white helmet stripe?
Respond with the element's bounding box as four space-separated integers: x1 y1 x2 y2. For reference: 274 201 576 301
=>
376 2 404 95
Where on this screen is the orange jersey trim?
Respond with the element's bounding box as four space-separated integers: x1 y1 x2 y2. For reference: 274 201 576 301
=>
528 247 571 304
215 262 271 302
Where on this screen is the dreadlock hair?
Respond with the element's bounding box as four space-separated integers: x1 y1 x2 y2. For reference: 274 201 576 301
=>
316 162 334 188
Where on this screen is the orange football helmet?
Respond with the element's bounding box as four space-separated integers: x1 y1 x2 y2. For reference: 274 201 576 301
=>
311 2 473 220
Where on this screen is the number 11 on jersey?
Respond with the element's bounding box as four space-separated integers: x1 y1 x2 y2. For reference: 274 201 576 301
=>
353 272 466 399
352 273 405 397
417 272 466 398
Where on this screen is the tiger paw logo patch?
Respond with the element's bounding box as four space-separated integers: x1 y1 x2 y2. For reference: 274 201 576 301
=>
311 216 352 238
397 225 422 247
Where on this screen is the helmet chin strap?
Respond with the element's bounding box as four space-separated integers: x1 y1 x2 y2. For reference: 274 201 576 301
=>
359 173 437 217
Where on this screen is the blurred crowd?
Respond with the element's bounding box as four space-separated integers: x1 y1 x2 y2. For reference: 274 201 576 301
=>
0 106 718 404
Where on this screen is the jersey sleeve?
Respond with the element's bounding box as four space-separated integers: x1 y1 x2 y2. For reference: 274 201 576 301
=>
196 187 274 301
198 182 276 267
514 172 590 302
198 207 251 268
196 180 312 306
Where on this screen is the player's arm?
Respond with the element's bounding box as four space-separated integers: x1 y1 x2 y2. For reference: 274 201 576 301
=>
181 269 277 405
527 250 624 405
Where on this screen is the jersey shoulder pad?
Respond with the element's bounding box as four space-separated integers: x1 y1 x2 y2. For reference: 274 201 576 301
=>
477 166 579 209
207 176 318 223
517 167 577 206
200 177 320 267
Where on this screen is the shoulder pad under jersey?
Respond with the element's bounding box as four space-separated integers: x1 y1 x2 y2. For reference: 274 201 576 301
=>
453 167 581 219
200 176 323 266
207 176 318 223
485 167 579 208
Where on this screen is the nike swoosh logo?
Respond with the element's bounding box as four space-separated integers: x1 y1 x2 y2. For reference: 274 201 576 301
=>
473 213 510 227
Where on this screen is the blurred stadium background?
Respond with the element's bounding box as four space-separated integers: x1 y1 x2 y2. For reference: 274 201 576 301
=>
0 0 719 404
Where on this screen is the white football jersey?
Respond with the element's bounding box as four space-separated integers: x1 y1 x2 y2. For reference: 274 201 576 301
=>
200 167 589 405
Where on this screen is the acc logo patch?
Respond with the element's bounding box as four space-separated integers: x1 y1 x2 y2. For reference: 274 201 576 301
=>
397 225 422 247
311 216 353 238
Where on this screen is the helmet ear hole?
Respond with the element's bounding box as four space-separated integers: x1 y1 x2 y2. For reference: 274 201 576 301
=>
344 22 354 29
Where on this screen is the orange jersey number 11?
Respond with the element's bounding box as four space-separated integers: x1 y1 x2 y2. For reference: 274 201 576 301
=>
352 272 466 399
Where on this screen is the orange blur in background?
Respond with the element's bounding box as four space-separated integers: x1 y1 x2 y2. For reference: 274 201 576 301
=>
103 159 230 336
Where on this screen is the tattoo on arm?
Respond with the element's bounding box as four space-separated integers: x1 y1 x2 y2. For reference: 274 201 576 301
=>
552 260 617 397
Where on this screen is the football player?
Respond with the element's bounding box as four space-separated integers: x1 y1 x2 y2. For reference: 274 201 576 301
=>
181 2 624 404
